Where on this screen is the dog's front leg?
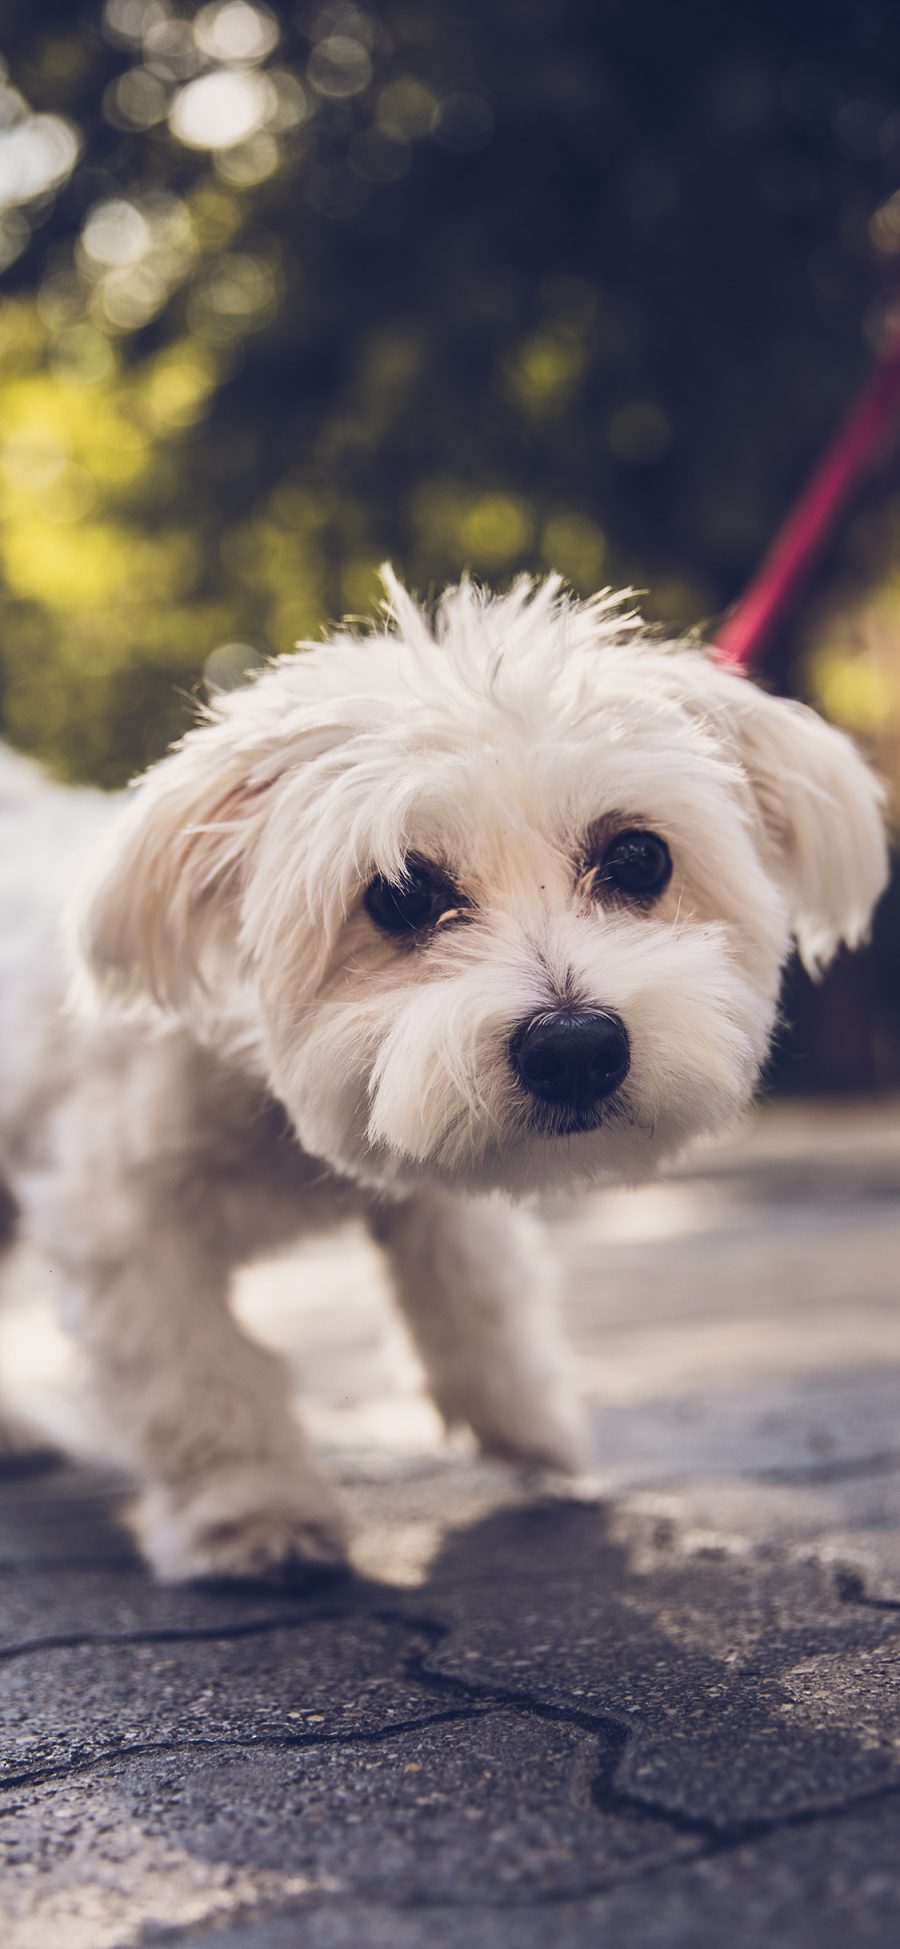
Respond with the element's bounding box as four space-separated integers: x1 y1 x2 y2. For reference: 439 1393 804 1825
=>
373 1190 587 1473
55 1208 347 1583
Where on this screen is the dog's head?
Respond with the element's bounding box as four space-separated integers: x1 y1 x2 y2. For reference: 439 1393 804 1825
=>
77 574 889 1195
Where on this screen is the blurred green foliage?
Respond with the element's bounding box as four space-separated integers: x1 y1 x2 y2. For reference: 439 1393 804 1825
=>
0 0 899 786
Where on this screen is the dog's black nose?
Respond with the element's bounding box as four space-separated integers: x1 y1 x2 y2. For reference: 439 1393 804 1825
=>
509 1009 630 1111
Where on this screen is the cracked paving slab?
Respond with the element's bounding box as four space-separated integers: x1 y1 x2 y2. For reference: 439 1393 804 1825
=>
1 1099 900 1946
416 1501 900 1824
162 1797 900 1949
1 1707 702 1946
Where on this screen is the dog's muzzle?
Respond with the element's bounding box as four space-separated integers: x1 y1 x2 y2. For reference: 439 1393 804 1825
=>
509 1007 630 1119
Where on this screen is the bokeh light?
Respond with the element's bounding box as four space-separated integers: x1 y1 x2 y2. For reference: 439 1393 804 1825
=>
0 65 80 267
194 3 280 67
169 68 276 148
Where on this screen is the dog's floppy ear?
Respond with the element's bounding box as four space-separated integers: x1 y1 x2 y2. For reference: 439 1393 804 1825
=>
76 708 280 1014
682 657 889 975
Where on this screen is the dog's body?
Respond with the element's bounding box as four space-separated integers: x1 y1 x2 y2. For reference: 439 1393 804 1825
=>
0 577 888 1579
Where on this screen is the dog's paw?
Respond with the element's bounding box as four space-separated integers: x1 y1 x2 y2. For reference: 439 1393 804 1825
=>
468 1395 589 1476
135 1463 350 1584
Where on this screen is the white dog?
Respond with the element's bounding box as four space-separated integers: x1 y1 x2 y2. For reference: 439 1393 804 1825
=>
0 573 888 1580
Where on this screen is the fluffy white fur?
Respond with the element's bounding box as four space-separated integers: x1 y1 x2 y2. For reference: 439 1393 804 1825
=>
0 573 888 1580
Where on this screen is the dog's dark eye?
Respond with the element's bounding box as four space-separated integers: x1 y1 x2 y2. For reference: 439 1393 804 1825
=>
601 829 672 900
364 859 466 936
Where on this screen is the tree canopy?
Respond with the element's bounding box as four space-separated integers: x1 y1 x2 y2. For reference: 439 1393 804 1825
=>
1 0 899 786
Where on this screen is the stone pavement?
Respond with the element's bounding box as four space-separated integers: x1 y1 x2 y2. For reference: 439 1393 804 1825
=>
1 1099 900 1948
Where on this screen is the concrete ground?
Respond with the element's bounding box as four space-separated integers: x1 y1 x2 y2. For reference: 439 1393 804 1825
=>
1 1099 900 1948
